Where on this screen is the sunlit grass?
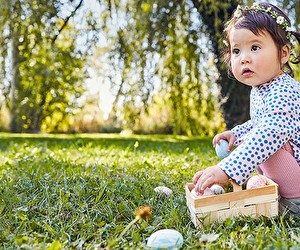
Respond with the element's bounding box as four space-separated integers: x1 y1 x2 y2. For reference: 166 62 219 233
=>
0 133 299 249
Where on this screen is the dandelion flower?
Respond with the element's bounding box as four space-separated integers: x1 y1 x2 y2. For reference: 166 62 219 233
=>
118 206 152 239
135 206 152 220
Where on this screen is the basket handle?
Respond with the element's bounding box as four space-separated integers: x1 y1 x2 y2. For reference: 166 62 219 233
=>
230 179 242 192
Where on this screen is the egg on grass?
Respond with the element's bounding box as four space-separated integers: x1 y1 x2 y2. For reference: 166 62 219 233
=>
154 186 173 197
147 229 183 249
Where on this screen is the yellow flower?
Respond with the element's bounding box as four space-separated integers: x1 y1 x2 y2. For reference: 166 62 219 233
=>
118 206 152 239
135 206 152 220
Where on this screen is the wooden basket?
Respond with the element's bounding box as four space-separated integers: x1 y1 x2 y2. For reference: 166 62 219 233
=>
185 178 278 226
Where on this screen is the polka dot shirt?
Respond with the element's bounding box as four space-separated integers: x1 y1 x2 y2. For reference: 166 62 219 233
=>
218 74 300 185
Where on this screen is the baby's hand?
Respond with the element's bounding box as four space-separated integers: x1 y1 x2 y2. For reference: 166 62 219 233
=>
192 165 229 194
213 131 236 151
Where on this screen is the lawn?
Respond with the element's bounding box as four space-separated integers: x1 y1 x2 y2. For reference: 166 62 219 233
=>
0 133 299 249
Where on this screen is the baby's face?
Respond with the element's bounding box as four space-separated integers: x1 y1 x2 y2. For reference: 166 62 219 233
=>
229 27 282 86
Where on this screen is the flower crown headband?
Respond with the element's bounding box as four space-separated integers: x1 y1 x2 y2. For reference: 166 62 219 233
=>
234 3 293 41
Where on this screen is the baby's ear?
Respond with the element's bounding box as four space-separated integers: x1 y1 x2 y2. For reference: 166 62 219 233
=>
281 44 291 64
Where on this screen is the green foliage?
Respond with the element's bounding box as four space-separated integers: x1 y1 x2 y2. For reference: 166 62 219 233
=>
0 133 300 249
100 0 300 133
135 89 226 136
0 0 87 132
19 27 87 132
100 0 227 135
292 44 300 81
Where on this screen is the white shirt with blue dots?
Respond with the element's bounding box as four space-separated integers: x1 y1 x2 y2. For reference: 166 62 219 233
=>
218 74 300 185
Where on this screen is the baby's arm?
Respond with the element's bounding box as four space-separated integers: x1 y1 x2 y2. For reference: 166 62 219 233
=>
231 120 253 145
213 120 253 150
193 121 253 193
193 130 236 193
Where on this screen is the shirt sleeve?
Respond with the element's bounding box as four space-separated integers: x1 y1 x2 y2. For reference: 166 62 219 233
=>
218 85 300 185
231 120 253 146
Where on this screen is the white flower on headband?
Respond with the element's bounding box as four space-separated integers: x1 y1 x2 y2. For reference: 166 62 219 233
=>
234 5 243 18
276 16 285 26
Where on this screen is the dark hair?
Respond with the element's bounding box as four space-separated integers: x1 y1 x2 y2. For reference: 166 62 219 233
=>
223 2 300 77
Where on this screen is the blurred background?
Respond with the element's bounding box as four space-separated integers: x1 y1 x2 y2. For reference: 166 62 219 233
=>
0 0 299 135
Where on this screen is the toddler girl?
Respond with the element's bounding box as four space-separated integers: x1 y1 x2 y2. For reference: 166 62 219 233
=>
193 2 300 216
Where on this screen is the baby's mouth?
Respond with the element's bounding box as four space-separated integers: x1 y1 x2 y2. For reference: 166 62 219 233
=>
242 68 254 75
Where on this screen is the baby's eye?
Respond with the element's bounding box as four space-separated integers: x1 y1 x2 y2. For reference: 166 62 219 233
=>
251 45 261 51
232 48 240 55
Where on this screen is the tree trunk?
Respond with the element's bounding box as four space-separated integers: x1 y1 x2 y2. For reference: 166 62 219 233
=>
9 6 21 132
217 64 251 129
192 0 250 129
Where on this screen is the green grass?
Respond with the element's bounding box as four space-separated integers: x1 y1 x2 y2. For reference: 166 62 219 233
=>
0 133 300 249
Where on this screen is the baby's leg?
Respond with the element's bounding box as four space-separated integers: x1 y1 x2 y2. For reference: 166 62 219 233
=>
259 143 300 217
259 143 300 199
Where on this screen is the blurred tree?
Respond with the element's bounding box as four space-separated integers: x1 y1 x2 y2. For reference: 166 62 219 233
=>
20 25 87 132
100 0 226 135
190 0 251 129
0 0 87 132
99 0 300 134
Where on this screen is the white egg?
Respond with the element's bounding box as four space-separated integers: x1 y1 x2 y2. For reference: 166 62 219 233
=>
154 186 173 196
210 184 225 195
